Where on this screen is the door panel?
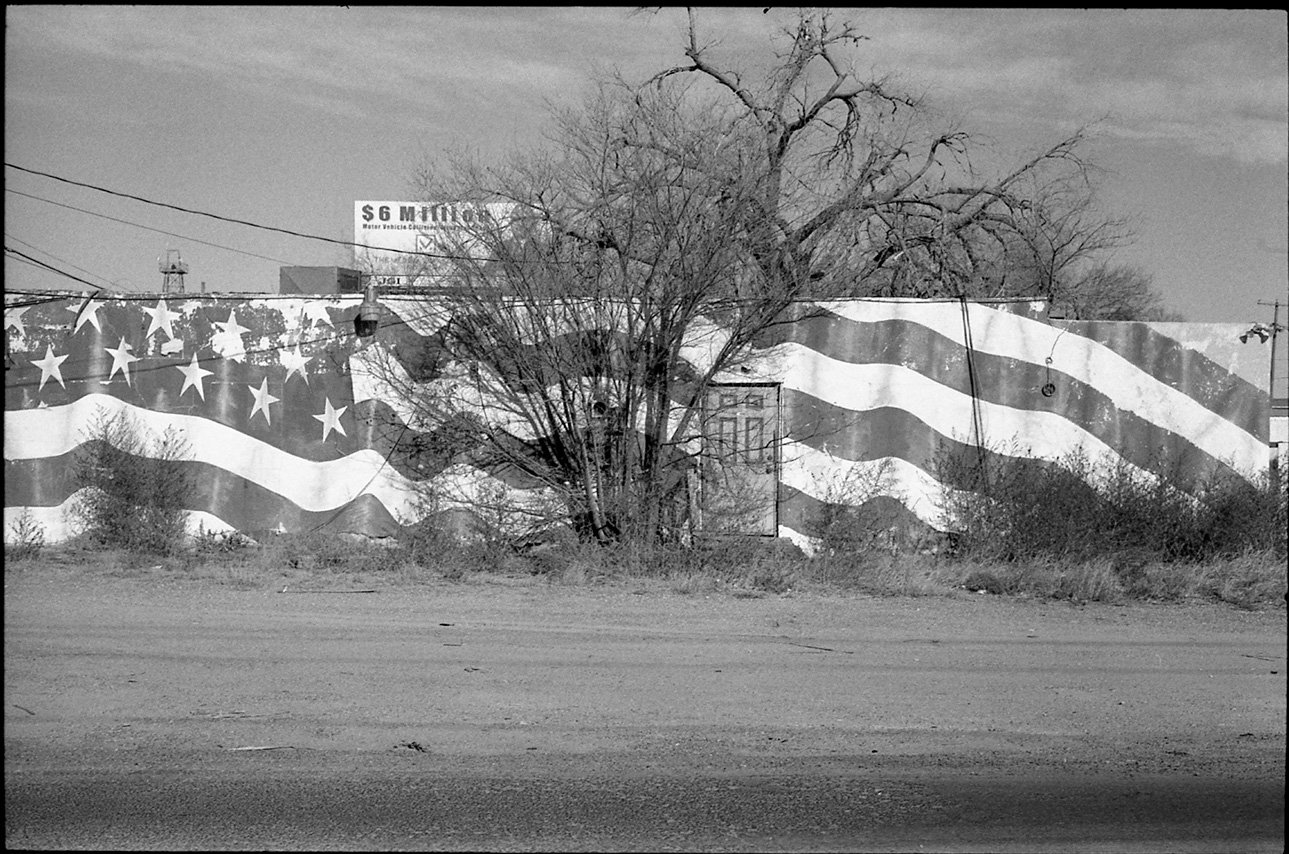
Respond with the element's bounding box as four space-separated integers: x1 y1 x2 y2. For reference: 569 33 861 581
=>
702 384 779 535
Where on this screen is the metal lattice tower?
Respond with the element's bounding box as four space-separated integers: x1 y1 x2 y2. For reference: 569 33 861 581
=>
158 249 188 294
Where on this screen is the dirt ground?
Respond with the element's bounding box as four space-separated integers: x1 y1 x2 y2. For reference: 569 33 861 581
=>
4 561 1286 852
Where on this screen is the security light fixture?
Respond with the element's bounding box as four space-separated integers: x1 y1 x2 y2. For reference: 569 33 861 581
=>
1239 323 1272 344
354 280 381 338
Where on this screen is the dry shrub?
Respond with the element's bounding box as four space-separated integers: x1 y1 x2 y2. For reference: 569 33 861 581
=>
5 510 46 562
71 409 193 556
394 521 478 580
546 539 641 584
242 531 403 578
191 527 254 556
699 537 806 593
932 442 1286 605
811 460 904 556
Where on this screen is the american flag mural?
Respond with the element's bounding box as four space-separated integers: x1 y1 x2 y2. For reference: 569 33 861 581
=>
3 292 1272 550
739 301 1271 543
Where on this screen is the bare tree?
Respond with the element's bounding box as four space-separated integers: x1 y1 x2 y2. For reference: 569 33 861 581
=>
646 9 1115 303
395 84 768 544
383 8 1142 545
1053 262 1179 321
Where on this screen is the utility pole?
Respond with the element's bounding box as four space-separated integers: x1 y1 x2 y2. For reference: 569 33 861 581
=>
1257 300 1286 472
1257 300 1283 399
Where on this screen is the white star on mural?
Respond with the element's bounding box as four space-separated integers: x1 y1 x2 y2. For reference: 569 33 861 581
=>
67 294 104 334
211 309 250 362
301 301 334 328
280 345 311 384
4 305 31 336
104 337 139 385
31 345 69 391
313 397 348 442
247 377 279 425
142 299 178 340
176 353 214 400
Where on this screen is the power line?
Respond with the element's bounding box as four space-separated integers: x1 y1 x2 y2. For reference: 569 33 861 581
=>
4 247 108 291
3 287 335 302
5 188 300 266
4 232 120 290
3 250 115 293
6 162 500 262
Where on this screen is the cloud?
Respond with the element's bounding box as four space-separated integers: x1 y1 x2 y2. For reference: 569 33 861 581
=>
843 9 1289 166
4 7 595 124
7 7 1286 166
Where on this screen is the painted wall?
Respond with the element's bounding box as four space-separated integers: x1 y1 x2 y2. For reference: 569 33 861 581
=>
4 293 1271 547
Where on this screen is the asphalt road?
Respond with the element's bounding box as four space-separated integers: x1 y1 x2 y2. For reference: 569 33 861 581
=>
4 565 1286 851
5 755 1285 852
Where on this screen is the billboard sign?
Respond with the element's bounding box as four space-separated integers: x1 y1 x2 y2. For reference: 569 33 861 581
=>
353 201 513 288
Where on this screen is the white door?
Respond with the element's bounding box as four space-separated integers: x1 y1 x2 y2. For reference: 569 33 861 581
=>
701 384 779 535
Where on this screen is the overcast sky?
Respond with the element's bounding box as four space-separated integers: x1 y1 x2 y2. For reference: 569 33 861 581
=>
5 7 1287 336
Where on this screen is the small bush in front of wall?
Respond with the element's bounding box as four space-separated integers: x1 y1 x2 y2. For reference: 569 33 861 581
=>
4 509 46 562
191 527 254 556
228 531 399 579
1185 467 1288 561
70 409 194 557
394 522 459 569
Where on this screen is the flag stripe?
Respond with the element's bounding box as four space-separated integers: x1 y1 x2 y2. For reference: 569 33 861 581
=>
1057 319 1270 397
749 340 1265 479
3 455 406 537
777 487 931 553
5 443 549 539
809 301 1266 440
4 495 239 544
4 393 556 528
782 389 1247 495
758 306 1266 438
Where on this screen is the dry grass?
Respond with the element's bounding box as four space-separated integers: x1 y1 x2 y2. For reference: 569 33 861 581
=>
8 519 1285 612
927 548 1286 608
15 405 1281 610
